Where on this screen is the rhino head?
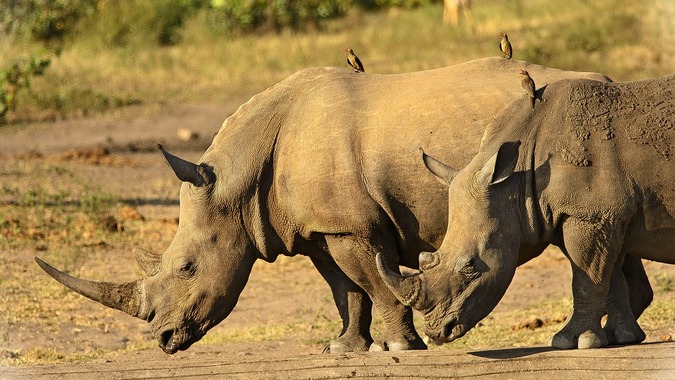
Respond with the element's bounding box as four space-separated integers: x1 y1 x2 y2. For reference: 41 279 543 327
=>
377 142 523 342
36 145 257 354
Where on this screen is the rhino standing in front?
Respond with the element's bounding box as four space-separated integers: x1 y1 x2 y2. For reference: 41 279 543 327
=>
35 58 652 354
378 75 674 349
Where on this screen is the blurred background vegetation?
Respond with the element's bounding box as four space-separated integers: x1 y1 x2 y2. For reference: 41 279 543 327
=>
1 0 673 123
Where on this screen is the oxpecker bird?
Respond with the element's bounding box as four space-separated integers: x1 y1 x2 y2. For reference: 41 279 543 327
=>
519 69 536 109
499 32 512 59
345 48 365 73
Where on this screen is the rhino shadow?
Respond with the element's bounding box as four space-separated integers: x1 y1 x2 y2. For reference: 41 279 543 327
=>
536 84 549 102
388 196 437 268
468 345 555 359
534 154 552 194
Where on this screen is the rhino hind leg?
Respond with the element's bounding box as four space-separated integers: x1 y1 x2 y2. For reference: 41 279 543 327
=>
324 234 427 352
603 257 646 346
322 290 374 353
621 255 654 318
310 255 373 353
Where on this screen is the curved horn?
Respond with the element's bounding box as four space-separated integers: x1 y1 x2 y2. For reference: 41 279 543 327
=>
375 253 423 309
157 144 213 187
35 257 147 320
420 148 459 185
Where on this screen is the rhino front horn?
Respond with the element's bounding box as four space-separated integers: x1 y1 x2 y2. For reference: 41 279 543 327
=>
375 253 423 309
35 257 147 320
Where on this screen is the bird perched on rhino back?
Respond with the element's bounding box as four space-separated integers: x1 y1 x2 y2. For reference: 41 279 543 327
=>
345 48 365 73
519 69 536 109
499 32 512 59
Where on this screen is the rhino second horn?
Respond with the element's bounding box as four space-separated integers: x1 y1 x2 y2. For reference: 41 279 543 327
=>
157 144 212 187
35 257 147 320
420 148 459 185
375 253 423 309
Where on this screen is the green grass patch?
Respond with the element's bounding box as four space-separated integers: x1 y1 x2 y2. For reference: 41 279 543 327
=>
201 323 309 344
653 273 673 293
639 300 675 330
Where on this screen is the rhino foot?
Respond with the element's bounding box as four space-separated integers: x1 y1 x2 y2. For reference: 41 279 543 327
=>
369 338 427 352
577 330 608 349
552 328 608 349
322 335 372 354
604 321 646 346
369 342 387 352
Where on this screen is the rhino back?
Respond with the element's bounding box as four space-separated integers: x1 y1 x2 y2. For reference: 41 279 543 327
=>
263 58 610 264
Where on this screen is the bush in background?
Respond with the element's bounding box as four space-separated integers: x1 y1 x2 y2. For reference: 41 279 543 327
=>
1 0 91 121
1 0 97 44
208 0 438 35
80 0 202 47
3 0 440 45
0 54 50 120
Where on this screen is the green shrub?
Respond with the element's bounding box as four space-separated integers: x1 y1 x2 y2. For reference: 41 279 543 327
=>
208 0 438 35
209 0 350 34
78 0 201 47
0 54 51 120
1 0 97 43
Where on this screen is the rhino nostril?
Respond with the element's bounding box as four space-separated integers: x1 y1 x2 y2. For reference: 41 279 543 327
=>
443 318 457 339
159 329 174 348
146 310 156 323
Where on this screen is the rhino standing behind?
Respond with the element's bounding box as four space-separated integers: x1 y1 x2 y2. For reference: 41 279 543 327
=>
35 58 651 354
378 75 674 349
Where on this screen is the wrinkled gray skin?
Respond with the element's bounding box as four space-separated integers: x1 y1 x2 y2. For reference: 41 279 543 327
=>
379 75 674 349
35 58 652 354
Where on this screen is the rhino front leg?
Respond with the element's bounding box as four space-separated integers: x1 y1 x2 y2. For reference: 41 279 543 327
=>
554 266 610 349
553 218 625 349
309 254 374 353
604 256 646 346
324 234 426 351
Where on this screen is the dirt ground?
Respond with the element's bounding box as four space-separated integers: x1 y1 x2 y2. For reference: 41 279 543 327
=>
0 101 673 378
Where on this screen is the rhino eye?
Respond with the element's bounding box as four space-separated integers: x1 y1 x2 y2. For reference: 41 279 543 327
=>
178 261 196 277
458 256 481 280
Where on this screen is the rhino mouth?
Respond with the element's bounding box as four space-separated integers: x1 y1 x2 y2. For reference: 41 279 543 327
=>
426 316 468 343
158 326 203 354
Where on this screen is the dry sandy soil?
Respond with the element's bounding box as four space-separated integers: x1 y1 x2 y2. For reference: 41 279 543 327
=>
0 101 673 379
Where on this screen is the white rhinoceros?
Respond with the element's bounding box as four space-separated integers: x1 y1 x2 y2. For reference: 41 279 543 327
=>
35 58 652 354
378 74 674 349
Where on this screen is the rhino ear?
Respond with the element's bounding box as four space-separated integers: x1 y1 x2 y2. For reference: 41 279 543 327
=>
479 141 521 186
133 248 161 276
419 251 440 271
158 144 214 187
420 148 459 185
